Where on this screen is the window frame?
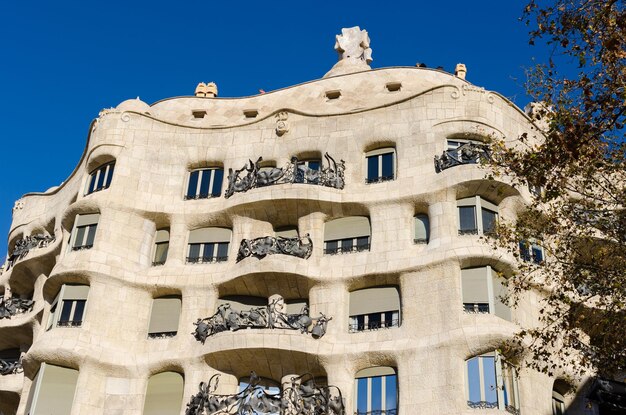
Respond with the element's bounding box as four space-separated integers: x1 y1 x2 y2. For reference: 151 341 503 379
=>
457 196 499 236
186 227 231 264
152 229 170 266
519 240 545 264
461 266 511 321
413 214 430 244
85 161 115 195
68 213 100 252
294 159 321 184
349 286 401 333
147 296 181 339
184 167 224 200
365 148 396 184
465 352 520 413
323 217 372 255
354 367 398 415
46 284 89 330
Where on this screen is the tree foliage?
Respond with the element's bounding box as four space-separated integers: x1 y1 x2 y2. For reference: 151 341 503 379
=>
489 0 626 377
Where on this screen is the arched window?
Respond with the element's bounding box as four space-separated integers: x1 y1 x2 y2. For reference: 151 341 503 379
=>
354 366 398 415
143 372 184 415
414 214 430 244
185 167 224 199
187 227 231 264
47 284 89 329
366 148 396 184
465 352 519 413
519 240 545 264
85 161 115 195
324 217 371 255
147 296 181 339
69 213 100 251
152 229 170 266
24 363 79 415
457 196 498 236
461 266 511 321
349 286 401 332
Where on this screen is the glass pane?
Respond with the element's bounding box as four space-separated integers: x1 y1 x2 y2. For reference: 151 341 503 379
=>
482 208 497 234
96 166 106 190
59 300 73 323
211 169 223 196
217 242 229 259
371 376 382 412
356 236 370 250
367 155 379 182
381 152 394 179
482 357 498 405
104 163 114 188
188 243 201 260
519 241 531 261
73 300 86 322
356 315 365 331
154 242 169 263
199 170 211 197
415 215 429 241
88 173 97 194
467 357 481 403
74 226 86 248
308 160 320 171
325 240 338 253
368 312 381 329
532 245 544 263
459 206 477 232
385 375 398 411
203 243 215 260
357 378 368 413
447 140 462 150
341 238 354 252
186 171 199 198
384 311 394 327
85 224 97 247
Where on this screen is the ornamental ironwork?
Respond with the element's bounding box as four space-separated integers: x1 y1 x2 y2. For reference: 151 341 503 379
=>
185 372 345 415
0 359 22 376
434 143 491 173
0 297 34 319
7 234 55 268
225 153 345 198
237 235 312 262
193 296 331 343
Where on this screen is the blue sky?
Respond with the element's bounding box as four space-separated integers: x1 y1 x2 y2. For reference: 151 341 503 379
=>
0 1 547 257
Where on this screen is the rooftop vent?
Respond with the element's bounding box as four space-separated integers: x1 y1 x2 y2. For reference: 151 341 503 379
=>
386 82 402 92
325 90 341 100
192 110 207 119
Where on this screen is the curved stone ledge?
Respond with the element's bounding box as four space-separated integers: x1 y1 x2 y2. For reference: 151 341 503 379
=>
0 371 24 394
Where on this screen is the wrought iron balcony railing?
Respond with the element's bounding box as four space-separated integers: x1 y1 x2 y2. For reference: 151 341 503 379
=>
148 331 177 339
365 175 395 184
57 320 83 327
0 359 22 376
186 256 228 264
349 318 400 333
463 303 490 314
324 243 370 255
434 143 491 173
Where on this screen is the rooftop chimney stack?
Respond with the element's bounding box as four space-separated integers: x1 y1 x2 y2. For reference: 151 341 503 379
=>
455 63 467 80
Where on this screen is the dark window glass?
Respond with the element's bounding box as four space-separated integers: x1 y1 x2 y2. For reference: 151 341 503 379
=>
368 312 381 329
356 236 370 249
356 315 365 330
154 242 169 264
59 300 73 323
203 243 215 259
325 240 338 253
104 164 114 188
212 169 224 196
367 156 378 182
188 243 201 260
341 238 354 252
74 227 86 248
96 167 106 190
482 208 497 234
85 225 97 247
385 375 398 411
199 170 211 197
217 242 229 259
519 241 531 261
88 174 97 194
384 311 394 327
73 300 86 322
381 153 394 179
532 246 544 263
459 206 477 232
186 171 199 198
308 161 320 171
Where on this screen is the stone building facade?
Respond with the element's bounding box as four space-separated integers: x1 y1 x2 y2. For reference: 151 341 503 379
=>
0 27 578 415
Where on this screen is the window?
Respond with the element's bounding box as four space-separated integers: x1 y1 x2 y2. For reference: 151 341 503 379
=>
47 285 89 329
143 372 184 415
349 287 400 332
187 227 231 264
461 267 511 321
366 148 395 184
85 161 115 195
414 214 430 244
466 352 519 414
519 240 544 264
69 213 99 251
354 367 398 415
324 217 371 255
153 229 169 266
552 391 565 415
147 296 181 339
457 196 498 236
185 168 224 199
294 159 321 184
24 363 79 415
